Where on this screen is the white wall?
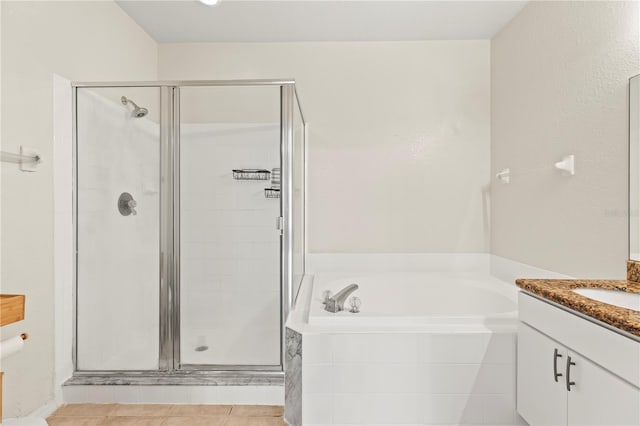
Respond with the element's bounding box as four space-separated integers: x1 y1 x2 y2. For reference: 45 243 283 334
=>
159 41 491 253
1 1 157 416
491 1 640 279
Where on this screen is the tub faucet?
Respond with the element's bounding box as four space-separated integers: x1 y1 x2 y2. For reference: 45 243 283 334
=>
323 283 359 313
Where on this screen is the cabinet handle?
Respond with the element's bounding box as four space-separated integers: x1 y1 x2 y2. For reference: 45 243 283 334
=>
553 348 563 382
566 355 576 391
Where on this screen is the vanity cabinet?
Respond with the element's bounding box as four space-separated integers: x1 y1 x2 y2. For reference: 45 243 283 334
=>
517 293 640 426
517 323 566 425
518 323 639 425
567 349 639 425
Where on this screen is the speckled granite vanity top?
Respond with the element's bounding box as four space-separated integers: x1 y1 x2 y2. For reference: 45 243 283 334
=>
516 263 640 338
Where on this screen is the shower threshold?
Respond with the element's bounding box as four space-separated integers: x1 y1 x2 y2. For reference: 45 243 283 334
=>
65 370 284 386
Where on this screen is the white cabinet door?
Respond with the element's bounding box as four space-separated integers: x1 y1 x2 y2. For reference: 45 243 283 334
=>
517 323 567 425
567 351 640 426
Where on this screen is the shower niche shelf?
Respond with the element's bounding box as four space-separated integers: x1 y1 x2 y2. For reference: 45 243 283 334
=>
264 188 281 199
232 169 271 181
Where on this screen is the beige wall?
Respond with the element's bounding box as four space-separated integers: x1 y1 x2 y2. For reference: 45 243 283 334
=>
160 41 491 253
1 1 157 416
491 1 640 279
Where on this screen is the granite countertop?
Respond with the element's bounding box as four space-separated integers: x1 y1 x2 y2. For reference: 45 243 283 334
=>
515 278 640 338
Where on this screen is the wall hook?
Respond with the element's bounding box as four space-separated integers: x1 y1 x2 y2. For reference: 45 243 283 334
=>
554 155 575 176
496 168 510 184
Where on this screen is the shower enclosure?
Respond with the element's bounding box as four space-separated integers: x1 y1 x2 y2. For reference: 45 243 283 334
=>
71 80 305 383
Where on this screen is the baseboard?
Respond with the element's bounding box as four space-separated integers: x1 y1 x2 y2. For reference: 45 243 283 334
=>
28 399 58 419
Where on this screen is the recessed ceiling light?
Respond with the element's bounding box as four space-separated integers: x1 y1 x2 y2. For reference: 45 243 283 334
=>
199 0 220 5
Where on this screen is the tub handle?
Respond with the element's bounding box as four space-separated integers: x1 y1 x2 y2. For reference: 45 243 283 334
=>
322 290 333 305
553 348 563 382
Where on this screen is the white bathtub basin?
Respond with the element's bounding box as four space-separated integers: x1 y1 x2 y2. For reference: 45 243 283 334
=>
309 272 518 327
573 288 640 312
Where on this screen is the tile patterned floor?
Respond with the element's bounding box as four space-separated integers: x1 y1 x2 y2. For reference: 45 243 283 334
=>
47 404 286 426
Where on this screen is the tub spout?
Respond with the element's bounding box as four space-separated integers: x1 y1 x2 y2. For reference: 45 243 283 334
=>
324 283 359 313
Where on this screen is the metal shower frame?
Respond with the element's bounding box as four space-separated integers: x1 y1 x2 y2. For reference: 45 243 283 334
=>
69 79 305 385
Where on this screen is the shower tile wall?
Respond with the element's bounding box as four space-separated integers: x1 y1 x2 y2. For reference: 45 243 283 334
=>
180 123 281 366
76 88 160 370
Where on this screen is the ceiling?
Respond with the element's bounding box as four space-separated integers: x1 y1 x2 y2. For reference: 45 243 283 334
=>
116 0 528 43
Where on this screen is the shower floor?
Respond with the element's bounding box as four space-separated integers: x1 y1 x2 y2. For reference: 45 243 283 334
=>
47 404 285 425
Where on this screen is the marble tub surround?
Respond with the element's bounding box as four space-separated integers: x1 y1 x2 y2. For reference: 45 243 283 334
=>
284 328 302 426
515 278 640 338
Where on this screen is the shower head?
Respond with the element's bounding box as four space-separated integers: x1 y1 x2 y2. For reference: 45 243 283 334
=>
133 107 149 118
121 96 148 118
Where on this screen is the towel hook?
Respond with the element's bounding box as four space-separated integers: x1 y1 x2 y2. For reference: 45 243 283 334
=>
554 155 575 176
496 168 510 184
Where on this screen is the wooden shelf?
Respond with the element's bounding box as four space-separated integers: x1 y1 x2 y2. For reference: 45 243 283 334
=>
0 294 25 327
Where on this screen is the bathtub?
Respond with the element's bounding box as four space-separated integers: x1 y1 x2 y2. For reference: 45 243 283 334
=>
309 272 518 327
285 270 525 426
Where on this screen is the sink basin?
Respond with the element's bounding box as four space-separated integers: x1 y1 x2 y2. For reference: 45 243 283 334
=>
573 288 640 312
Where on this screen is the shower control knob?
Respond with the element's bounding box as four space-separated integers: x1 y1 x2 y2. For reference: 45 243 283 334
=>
348 296 361 313
322 290 333 305
118 192 138 216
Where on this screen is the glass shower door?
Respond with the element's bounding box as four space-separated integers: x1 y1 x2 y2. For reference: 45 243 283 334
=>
178 86 282 368
75 87 161 371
